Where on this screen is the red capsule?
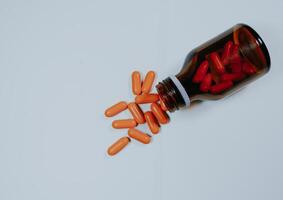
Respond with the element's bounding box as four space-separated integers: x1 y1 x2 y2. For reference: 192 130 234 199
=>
210 81 233 94
221 41 233 65
220 73 245 82
242 62 257 75
230 63 242 73
192 60 209 83
200 73 212 92
209 52 226 74
210 72 220 84
230 44 241 64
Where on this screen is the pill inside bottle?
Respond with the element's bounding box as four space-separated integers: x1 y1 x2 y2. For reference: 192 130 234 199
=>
156 24 271 112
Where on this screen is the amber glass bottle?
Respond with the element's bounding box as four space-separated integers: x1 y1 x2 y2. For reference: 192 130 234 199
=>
156 24 271 112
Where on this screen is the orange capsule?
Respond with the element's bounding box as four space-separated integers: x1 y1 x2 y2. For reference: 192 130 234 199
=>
159 98 168 111
128 102 145 124
128 128 151 144
105 101 128 117
132 71 142 95
150 103 169 124
141 71 155 94
112 119 137 129
107 137 130 156
135 94 159 104
144 111 160 134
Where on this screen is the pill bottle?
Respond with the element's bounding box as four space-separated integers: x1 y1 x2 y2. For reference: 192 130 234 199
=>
156 24 270 112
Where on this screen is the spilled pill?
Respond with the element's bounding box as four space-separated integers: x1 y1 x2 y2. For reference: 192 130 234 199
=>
150 103 169 124
112 119 137 129
128 102 145 124
159 98 168 111
142 71 155 94
132 71 142 95
105 101 128 117
144 111 160 134
107 137 130 156
135 94 159 104
128 128 151 144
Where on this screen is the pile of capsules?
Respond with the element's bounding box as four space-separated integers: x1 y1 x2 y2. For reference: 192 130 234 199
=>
105 71 169 156
194 41 258 94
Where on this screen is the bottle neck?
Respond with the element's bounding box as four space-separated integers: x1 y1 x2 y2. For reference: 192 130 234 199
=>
156 76 189 112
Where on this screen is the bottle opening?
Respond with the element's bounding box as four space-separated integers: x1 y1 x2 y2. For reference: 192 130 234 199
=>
156 77 187 112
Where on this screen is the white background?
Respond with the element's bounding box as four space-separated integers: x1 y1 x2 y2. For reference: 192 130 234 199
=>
0 0 283 200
